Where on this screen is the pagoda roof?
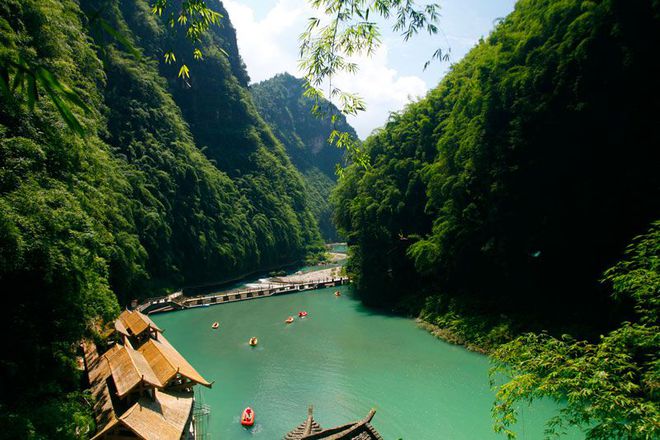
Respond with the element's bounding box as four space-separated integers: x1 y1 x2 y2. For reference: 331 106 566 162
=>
118 309 162 337
138 334 212 387
285 406 324 439
104 341 163 397
91 390 193 440
285 408 382 440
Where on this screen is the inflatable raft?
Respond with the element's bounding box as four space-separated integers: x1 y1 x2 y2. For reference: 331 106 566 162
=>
241 407 254 427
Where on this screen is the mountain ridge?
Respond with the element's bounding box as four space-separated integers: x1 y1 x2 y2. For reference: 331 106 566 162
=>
252 72 358 241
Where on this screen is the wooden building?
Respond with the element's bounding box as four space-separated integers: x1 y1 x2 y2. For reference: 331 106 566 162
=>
138 336 212 391
285 406 384 440
91 390 195 440
84 310 212 440
115 309 163 346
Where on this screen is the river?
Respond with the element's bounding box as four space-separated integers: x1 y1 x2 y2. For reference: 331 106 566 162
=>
152 286 582 439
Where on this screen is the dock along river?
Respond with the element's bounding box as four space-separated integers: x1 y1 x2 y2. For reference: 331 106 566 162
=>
152 286 582 439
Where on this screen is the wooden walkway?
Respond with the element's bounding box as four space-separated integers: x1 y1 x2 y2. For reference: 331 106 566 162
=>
137 277 349 315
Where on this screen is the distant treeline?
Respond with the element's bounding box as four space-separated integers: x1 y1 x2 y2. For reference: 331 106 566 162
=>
252 73 357 242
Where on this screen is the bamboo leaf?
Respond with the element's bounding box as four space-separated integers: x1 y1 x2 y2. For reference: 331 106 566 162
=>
164 51 176 64
36 67 91 114
47 90 86 137
178 64 190 79
10 68 25 92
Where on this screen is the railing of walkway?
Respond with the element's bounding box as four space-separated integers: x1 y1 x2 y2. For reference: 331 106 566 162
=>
136 277 350 313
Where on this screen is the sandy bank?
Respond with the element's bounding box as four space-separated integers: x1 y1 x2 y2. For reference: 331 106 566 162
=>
272 266 343 284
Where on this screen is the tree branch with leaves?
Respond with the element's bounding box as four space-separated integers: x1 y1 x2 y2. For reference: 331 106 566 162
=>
490 222 660 440
1 0 445 144
151 0 222 81
299 0 444 167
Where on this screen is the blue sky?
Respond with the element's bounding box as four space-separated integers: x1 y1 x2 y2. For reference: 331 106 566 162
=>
222 0 517 138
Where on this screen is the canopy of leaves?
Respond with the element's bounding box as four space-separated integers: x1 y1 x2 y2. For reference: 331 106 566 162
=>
333 0 660 327
491 222 660 439
299 0 442 117
0 0 322 436
333 0 660 436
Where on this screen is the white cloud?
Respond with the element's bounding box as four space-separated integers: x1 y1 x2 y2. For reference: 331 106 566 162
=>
223 0 310 82
223 0 429 138
333 46 428 138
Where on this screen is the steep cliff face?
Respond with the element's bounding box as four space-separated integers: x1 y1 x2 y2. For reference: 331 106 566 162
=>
107 0 323 274
252 73 358 241
0 0 321 434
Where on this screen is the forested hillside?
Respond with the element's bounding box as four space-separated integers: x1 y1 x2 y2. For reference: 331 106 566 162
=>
108 0 322 280
252 73 357 241
335 0 658 330
0 0 321 436
333 0 659 436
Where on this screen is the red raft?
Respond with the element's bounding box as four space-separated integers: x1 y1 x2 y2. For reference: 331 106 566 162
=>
298 311 308 318
241 407 255 427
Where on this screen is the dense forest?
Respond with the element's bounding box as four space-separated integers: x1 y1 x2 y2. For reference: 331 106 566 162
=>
333 0 659 436
1 0 658 437
0 0 323 437
252 73 356 241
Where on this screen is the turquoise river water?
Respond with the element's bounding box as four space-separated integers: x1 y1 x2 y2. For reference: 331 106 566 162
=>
153 286 582 439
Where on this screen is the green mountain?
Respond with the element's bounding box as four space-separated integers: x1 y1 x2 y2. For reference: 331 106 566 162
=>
334 0 659 325
0 0 322 435
251 73 358 241
333 0 659 434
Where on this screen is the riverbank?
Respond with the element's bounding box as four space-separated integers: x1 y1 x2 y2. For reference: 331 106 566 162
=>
138 257 349 314
416 319 491 355
271 266 343 284
178 248 345 297
326 252 346 263
182 259 305 296
414 296 517 355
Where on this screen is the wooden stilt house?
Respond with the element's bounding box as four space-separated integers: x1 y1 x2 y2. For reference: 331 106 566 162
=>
83 309 212 440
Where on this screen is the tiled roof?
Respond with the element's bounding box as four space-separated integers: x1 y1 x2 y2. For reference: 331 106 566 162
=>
118 309 162 336
285 408 383 440
285 406 324 439
91 390 193 440
138 334 212 387
104 341 163 397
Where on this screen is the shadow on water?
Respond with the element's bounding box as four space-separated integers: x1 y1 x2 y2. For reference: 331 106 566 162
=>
340 288 411 320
